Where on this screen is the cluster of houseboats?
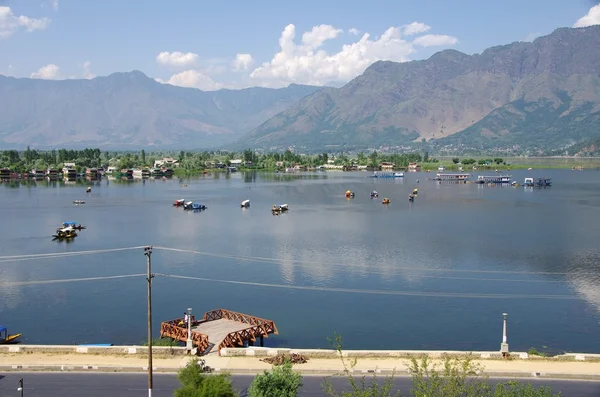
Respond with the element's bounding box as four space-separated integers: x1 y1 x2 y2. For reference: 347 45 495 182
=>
430 173 552 187
0 165 175 182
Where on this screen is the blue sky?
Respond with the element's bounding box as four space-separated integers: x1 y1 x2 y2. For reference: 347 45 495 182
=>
1 0 599 90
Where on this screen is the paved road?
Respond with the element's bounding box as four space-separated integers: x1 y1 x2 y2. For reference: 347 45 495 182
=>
1 372 599 396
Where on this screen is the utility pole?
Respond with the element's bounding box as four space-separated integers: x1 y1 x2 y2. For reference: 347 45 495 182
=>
17 378 23 397
145 246 154 397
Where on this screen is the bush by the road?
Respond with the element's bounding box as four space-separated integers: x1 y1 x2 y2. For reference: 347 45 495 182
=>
175 359 236 397
248 361 303 397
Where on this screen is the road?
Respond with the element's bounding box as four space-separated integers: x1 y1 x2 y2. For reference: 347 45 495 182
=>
1 372 599 396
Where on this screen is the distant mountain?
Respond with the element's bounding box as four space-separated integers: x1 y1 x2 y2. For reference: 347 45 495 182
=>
241 26 600 152
0 72 321 149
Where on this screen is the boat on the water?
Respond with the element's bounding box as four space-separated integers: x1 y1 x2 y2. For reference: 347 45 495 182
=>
73 200 86 205
434 173 470 182
173 199 185 207
345 190 355 198
241 199 251 208
183 201 206 211
370 190 379 198
524 177 552 187
370 171 404 178
272 204 289 214
53 226 78 240
476 175 512 184
408 194 415 202
382 198 391 204
0 325 21 344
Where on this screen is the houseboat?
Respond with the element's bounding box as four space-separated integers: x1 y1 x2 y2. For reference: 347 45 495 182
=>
434 173 470 182
408 163 421 172
31 169 46 179
0 168 11 179
476 175 512 184
370 171 404 178
46 168 59 180
85 168 98 179
62 164 77 180
524 177 552 187
119 169 134 178
151 168 163 177
162 167 174 177
132 168 151 178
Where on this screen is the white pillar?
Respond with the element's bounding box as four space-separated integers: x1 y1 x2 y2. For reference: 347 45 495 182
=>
186 307 193 351
500 312 509 354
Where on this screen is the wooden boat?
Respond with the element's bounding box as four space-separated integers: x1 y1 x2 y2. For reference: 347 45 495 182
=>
241 199 251 208
382 198 391 204
73 200 86 205
53 227 78 240
0 325 21 344
272 204 289 214
345 190 355 198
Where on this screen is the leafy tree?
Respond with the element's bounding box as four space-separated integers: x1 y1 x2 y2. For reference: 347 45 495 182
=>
175 359 237 397
452 158 460 164
248 361 302 397
141 149 146 165
494 158 504 165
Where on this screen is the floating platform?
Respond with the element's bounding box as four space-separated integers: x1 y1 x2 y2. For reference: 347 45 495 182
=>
160 308 278 355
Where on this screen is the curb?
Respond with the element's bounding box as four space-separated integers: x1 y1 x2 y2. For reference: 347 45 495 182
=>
1 365 600 380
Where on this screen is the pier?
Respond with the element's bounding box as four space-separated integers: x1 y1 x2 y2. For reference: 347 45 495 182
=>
160 308 278 355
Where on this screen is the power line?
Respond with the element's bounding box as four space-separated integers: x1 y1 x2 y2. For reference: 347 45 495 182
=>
154 272 579 300
0 246 146 261
153 246 580 277
0 274 146 287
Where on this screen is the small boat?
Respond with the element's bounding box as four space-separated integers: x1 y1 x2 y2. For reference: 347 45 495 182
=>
86 187 91 193
412 188 418 195
272 204 289 214
345 190 355 198
0 325 22 344
73 200 86 205
382 198 391 204
408 194 415 202
192 203 207 211
62 222 86 230
53 227 78 240
241 199 251 208
370 190 379 198
173 199 185 207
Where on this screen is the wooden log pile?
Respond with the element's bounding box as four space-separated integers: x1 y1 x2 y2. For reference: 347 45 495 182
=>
261 353 308 365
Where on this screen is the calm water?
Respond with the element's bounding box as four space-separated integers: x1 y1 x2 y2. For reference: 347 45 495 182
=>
1 170 600 353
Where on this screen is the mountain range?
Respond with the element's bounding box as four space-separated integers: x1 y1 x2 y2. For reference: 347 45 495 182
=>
0 72 321 149
1 26 600 152
244 26 600 152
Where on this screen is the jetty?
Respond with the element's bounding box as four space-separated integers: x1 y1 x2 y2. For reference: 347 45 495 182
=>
160 308 278 355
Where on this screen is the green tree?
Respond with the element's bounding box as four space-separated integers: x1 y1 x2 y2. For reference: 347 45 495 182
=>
248 361 302 397
494 158 504 165
452 158 460 164
175 360 237 397
141 149 146 165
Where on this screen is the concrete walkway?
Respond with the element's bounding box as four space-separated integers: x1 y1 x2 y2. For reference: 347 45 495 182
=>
1 352 599 380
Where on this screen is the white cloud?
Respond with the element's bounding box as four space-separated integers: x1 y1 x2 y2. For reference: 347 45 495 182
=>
82 61 95 79
51 0 59 11
159 69 224 91
156 51 199 68
233 53 254 71
301 24 343 48
349 28 360 36
413 34 459 47
402 22 431 36
573 5 600 28
30 64 61 80
0 6 50 38
249 23 458 88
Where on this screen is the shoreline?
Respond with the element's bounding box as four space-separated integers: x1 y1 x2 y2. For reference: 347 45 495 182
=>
1 345 599 379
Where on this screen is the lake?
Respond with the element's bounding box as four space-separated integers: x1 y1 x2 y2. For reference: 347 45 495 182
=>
1 169 599 353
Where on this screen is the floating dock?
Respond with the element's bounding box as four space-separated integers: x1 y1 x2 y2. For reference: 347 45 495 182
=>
160 308 278 355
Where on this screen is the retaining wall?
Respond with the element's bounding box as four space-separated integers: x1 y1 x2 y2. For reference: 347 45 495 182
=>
0 344 187 356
